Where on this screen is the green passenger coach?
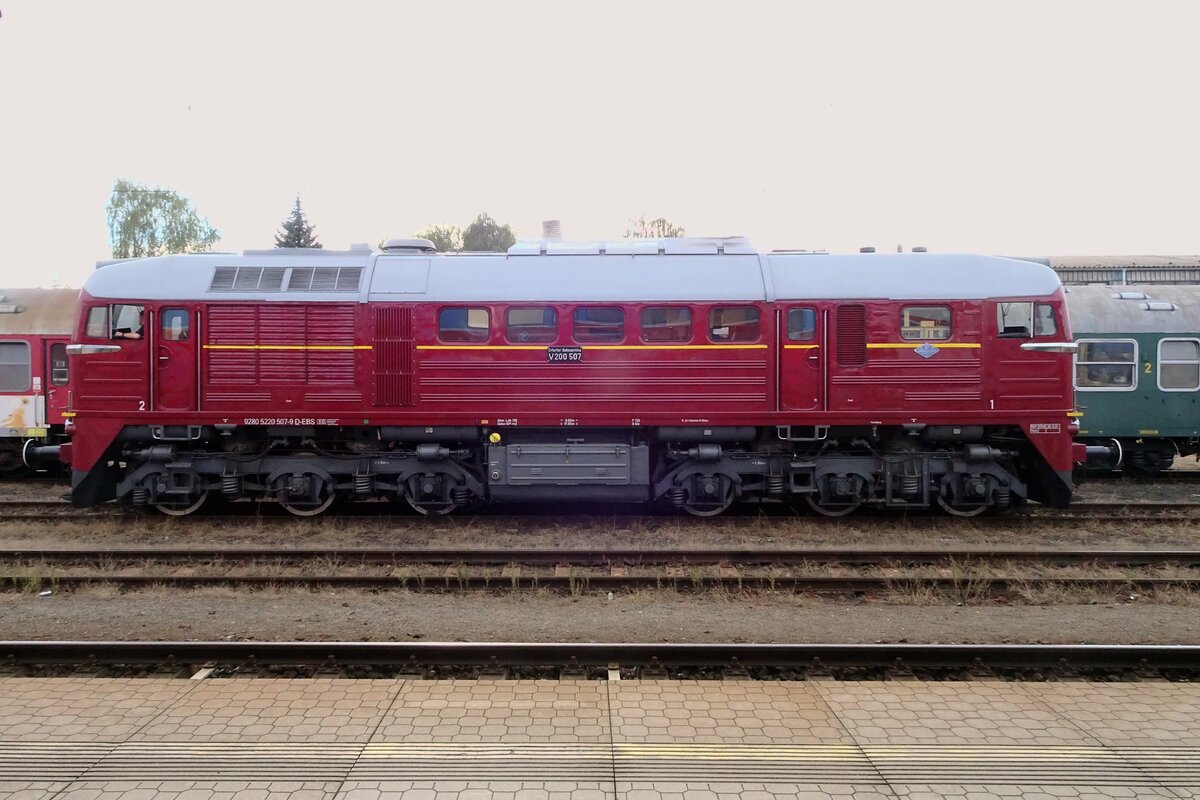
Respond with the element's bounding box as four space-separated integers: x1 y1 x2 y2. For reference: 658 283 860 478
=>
1066 284 1200 474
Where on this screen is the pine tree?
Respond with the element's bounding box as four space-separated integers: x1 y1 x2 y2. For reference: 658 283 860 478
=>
274 196 322 248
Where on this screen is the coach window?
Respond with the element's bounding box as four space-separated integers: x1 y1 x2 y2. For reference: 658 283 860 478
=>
641 307 692 343
1075 340 1137 390
506 307 557 343
574 307 625 343
49 343 69 386
0 342 31 392
438 307 489 343
900 306 951 340
161 309 190 342
787 307 817 341
997 302 1034 338
1034 303 1058 336
1159 338 1200 391
110 304 144 340
85 307 108 338
709 307 760 342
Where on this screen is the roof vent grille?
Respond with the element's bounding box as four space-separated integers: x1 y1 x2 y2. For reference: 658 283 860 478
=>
1112 291 1150 300
210 266 287 292
287 266 362 292
1141 301 1177 311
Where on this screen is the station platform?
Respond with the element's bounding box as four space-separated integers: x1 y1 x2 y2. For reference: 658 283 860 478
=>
0 677 1197 799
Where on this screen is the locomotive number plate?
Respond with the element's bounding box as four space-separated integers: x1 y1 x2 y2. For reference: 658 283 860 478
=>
547 346 583 363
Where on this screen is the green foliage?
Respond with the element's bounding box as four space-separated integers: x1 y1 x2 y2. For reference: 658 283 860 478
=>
461 212 517 252
106 179 220 258
415 224 464 253
624 215 685 239
274 196 322 248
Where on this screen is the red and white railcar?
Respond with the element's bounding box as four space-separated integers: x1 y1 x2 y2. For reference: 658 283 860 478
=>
59 238 1081 515
0 288 77 474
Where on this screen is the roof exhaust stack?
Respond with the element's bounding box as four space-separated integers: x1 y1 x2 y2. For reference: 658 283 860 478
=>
859 246 876 253
913 246 928 253
542 220 562 240
382 238 437 254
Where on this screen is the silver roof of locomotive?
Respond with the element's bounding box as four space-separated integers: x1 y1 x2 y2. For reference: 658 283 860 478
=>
81 240 1063 303
1065 284 1200 334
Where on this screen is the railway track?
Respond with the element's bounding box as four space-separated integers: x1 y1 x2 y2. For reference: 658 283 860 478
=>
1 499 1199 524
1 640 1197 677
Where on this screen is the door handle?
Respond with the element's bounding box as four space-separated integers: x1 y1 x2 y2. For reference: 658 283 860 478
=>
157 346 170 364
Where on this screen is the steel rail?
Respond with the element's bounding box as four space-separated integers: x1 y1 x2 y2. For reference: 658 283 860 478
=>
5 546 1200 567
4 574 1194 592
1 640 1197 671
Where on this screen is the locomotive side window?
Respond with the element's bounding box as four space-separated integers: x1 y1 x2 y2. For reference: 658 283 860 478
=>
161 309 190 342
1158 338 1200 391
1075 340 1137 390
641 307 692 343
997 302 1034 337
574 307 625 343
900 306 951 340
708 307 760 342
506 307 557 343
787 308 817 341
1034 303 1058 336
85 307 108 338
0 342 31 392
110 304 144 340
438 307 490 343
49 343 69 386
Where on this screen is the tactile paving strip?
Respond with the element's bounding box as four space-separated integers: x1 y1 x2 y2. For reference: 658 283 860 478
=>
613 743 884 783
862 745 1157 785
0 742 114 781
81 742 362 781
1113 747 1200 786
348 742 613 780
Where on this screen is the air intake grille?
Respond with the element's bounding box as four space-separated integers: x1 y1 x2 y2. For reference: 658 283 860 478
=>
836 304 868 367
209 267 286 292
288 267 362 292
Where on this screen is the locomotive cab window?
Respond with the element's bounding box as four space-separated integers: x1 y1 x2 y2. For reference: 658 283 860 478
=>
787 307 817 341
573 307 625 343
900 306 951 340
160 309 190 342
506 307 557 343
1158 338 1200 391
0 342 31 392
708 307 760 342
1075 340 1137 390
110 304 144 340
85 306 108 338
49 343 69 386
1034 304 1058 336
997 302 1034 338
438 307 490 343
641 307 692 343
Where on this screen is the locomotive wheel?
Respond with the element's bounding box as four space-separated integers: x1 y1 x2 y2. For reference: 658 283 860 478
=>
681 477 735 517
154 490 210 517
804 492 862 517
935 494 989 517
278 489 336 517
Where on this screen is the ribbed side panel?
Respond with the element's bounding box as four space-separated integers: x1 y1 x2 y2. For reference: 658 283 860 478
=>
205 304 358 398
373 305 414 406
836 304 867 367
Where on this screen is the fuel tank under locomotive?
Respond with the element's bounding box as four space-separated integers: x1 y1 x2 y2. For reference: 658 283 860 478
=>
78 422 1065 517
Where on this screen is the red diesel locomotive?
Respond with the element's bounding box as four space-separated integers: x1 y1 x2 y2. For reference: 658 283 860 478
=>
56 238 1082 516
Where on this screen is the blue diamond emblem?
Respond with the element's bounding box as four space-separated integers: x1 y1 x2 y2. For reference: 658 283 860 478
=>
914 343 939 358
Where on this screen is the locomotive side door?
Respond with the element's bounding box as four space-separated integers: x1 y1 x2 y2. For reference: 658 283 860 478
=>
778 305 823 411
43 338 70 422
152 306 198 411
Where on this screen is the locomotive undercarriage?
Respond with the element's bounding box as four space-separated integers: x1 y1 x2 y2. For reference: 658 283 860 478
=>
99 423 1046 517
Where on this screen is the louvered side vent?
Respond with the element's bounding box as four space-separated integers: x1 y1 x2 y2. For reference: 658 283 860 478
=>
836 305 868 367
206 305 258 386
373 305 414 406
287 266 362 292
209 266 286 292
307 304 357 388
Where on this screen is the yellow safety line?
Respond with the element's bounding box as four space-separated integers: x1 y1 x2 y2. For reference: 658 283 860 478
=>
783 344 820 350
203 345 373 351
416 344 769 351
866 342 981 349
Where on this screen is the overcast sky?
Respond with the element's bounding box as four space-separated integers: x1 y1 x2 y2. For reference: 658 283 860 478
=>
1 0 1198 288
